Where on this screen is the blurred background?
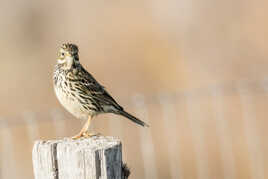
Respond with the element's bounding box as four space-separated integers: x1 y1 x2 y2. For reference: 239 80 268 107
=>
1 0 268 178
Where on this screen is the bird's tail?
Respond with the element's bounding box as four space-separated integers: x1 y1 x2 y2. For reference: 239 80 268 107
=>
118 110 149 127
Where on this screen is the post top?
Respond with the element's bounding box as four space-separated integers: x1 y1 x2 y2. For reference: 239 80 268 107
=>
34 136 121 151
32 136 123 179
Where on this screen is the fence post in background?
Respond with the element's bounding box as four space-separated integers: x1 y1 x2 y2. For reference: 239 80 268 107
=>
237 84 265 179
132 94 158 179
185 94 210 179
211 88 236 179
23 111 39 141
32 136 125 179
158 94 182 179
0 119 17 179
50 109 67 137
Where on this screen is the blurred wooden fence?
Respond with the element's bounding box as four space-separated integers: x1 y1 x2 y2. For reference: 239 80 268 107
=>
1 79 268 179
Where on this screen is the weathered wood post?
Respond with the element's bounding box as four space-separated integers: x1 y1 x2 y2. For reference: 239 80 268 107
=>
32 136 127 179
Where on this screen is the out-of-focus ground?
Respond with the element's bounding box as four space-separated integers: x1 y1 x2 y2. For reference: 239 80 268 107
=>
1 0 268 179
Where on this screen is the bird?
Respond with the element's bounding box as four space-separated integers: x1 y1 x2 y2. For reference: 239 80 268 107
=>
53 43 149 139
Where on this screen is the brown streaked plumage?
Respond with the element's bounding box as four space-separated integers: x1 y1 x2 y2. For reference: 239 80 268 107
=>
53 43 149 139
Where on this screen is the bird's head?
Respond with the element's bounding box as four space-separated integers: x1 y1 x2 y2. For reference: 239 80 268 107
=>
57 43 80 69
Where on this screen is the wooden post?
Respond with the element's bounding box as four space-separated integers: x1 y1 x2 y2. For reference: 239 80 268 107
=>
32 136 124 179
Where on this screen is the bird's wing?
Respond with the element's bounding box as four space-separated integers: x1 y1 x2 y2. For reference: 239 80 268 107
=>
78 66 123 111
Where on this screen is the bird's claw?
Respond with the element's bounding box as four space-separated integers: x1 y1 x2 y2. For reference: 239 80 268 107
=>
71 131 101 139
81 131 101 138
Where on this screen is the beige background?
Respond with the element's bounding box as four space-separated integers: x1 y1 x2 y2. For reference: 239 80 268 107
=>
1 0 268 178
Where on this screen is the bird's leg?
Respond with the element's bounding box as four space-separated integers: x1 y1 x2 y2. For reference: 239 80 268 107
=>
82 117 102 138
72 116 92 139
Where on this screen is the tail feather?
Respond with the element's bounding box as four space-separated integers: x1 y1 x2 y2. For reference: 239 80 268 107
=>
118 110 149 127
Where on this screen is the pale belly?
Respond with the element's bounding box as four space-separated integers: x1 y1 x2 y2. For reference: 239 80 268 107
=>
54 87 89 120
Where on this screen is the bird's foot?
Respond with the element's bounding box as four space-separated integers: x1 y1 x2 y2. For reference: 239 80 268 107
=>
71 133 84 140
82 131 101 138
71 131 101 140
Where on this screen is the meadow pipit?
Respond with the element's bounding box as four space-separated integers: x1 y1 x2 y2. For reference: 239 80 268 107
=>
53 43 149 139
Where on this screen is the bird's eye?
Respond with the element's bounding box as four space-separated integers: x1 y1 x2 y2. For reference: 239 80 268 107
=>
61 53 65 56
